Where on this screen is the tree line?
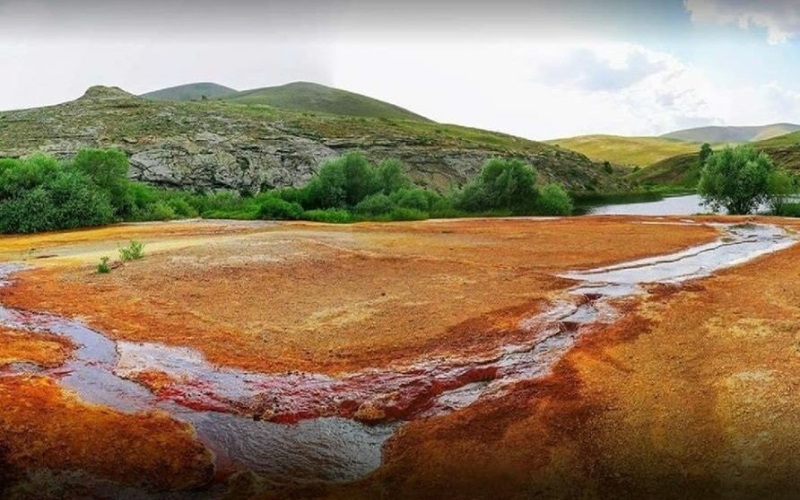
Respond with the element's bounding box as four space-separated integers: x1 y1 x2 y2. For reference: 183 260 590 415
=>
0 149 574 234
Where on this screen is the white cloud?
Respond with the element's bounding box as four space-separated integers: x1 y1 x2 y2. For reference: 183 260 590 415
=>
685 0 800 44
331 41 800 139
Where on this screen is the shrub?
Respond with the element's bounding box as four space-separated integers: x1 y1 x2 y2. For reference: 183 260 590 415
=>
388 208 429 221
536 184 574 215
148 201 177 221
456 158 538 214
257 196 304 220
305 152 378 209
71 148 132 218
167 197 199 218
767 170 796 215
392 188 430 211
699 145 773 215
0 160 114 234
302 208 354 223
119 240 145 261
97 257 111 274
376 159 412 194
354 193 396 216
777 202 800 217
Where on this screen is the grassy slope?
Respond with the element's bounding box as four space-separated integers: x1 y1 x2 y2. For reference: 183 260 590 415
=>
546 135 700 167
140 82 238 101
221 81 432 122
631 132 800 188
0 88 624 192
660 123 800 143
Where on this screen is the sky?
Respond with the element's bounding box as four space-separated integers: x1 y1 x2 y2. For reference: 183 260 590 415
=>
1 0 799 140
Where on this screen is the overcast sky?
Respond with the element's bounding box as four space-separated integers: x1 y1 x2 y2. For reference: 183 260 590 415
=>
1 0 800 139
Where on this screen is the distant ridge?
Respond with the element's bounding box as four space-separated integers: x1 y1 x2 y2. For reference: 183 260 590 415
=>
660 123 800 144
140 82 238 101
141 81 431 122
222 81 432 122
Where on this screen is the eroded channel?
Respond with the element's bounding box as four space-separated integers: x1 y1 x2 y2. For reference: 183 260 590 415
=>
0 223 795 495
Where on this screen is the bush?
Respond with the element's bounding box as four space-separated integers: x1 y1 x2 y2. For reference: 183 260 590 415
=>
119 240 145 261
699 145 773 215
767 170 796 215
302 208 354 223
388 208 429 221
71 148 132 218
97 257 111 274
257 196 304 220
777 202 800 217
354 193 396 216
305 152 378 209
376 159 412 194
456 158 538 214
392 188 430 211
0 157 115 234
167 197 199 218
536 184 574 215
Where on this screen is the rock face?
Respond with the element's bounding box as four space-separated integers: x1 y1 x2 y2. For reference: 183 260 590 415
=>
0 86 628 193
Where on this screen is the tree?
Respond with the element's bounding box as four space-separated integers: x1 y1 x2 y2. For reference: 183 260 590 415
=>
698 145 773 215
304 152 377 209
767 170 796 215
459 158 539 213
698 143 713 166
71 148 132 217
536 184 574 215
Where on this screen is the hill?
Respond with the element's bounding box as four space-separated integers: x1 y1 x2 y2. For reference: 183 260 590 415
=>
630 132 800 188
546 134 701 167
660 123 800 144
0 86 626 194
140 82 238 101
220 81 432 122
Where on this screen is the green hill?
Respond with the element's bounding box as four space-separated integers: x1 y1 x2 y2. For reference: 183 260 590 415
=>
221 81 432 122
140 82 238 101
631 132 800 188
546 134 700 167
0 85 625 194
660 123 800 144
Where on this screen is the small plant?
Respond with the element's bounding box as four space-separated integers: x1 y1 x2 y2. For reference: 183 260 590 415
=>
97 256 111 274
119 240 145 261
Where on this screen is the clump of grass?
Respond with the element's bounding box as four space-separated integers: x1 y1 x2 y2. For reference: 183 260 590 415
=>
119 240 145 261
97 256 111 274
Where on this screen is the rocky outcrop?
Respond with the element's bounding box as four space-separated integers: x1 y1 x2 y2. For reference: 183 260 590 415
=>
0 87 628 193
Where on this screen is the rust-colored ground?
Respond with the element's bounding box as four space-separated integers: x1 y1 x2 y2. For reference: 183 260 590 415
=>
0 217 718 375
0 327 72 368
0 376 213 494
10 216 800 498
285 220 800 499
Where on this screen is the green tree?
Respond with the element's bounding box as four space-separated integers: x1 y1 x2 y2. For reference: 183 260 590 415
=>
305 152 378 209
767 170 796 215
457 158 539 214
375 159 412 194
698 143 713 166
698 145 773 215
536 184 574 215
71 148 132 217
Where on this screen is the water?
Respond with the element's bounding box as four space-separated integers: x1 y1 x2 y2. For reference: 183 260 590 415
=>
0 223 796 496
588 194 710 216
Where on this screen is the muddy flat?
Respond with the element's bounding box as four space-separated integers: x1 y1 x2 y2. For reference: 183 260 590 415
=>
2 216 800 497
